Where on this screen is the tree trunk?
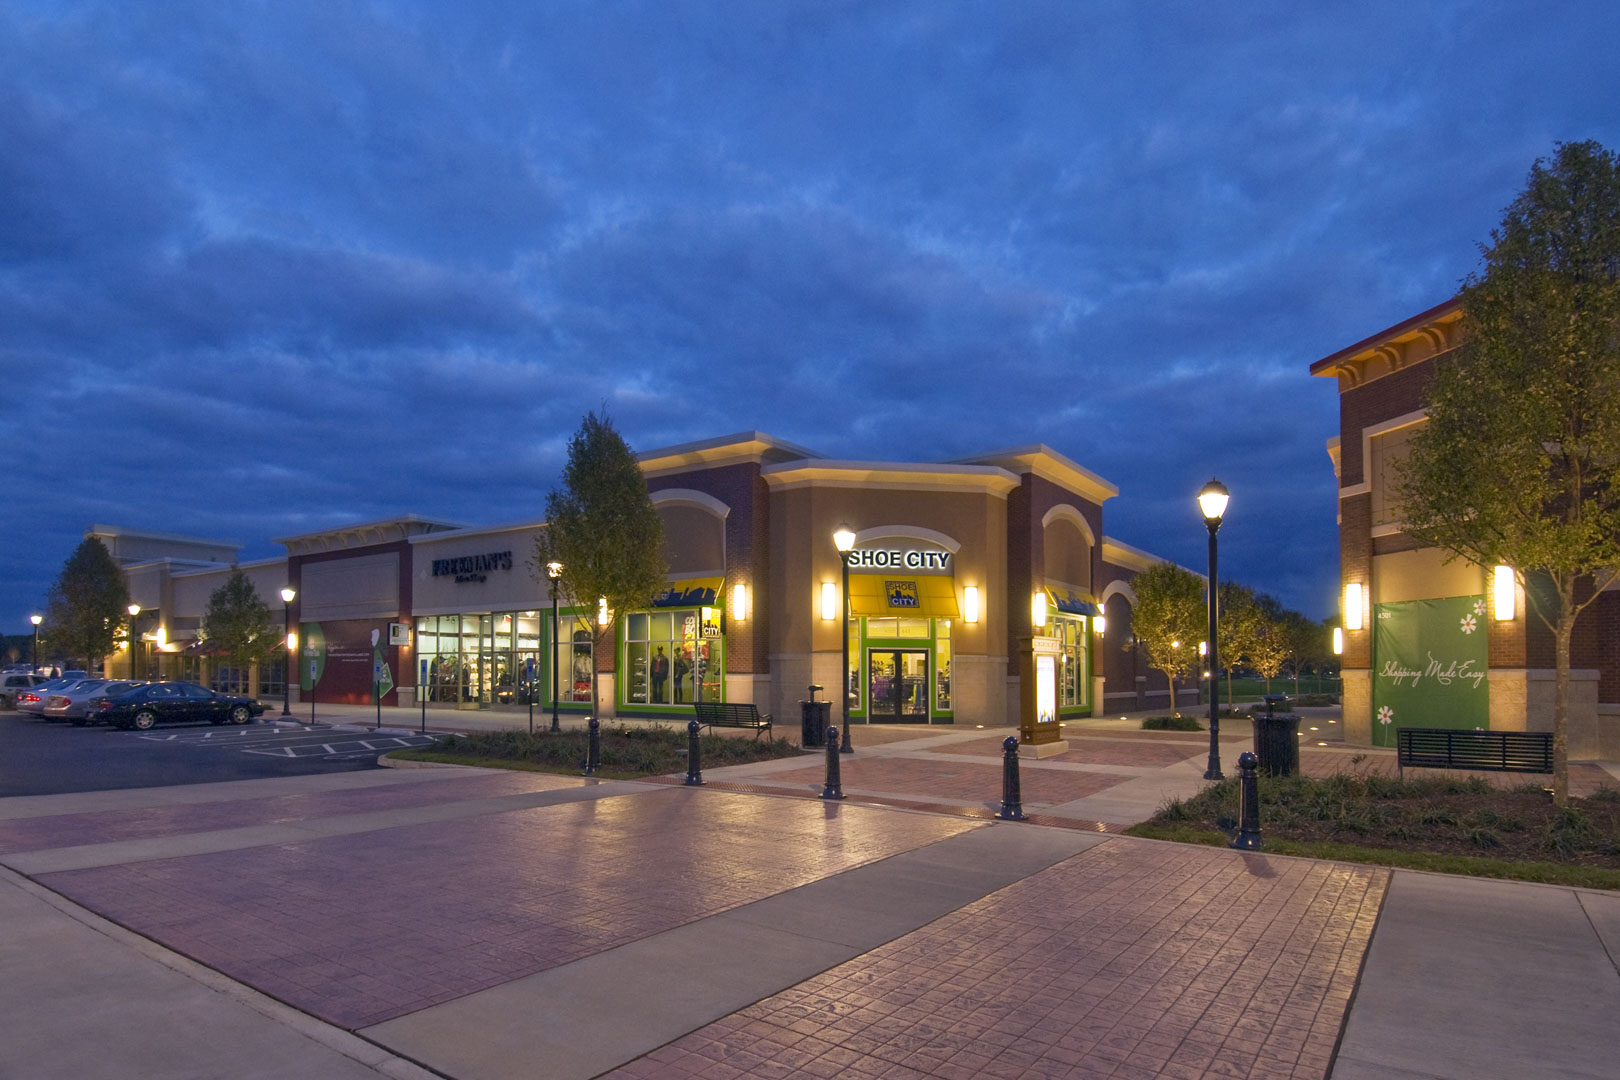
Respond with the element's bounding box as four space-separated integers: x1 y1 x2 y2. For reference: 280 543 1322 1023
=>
1553 582 1573 808
1164 668 1178 716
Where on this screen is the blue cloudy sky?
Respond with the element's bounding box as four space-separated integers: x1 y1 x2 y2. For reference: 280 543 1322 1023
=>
3 0 1616 629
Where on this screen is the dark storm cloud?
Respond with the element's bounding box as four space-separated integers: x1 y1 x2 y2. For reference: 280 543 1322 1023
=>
3 0 1618 626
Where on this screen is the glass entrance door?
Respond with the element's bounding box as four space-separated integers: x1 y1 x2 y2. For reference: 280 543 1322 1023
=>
868 649 930 723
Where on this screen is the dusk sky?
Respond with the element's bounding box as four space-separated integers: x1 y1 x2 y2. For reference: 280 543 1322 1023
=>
4 1 1617 630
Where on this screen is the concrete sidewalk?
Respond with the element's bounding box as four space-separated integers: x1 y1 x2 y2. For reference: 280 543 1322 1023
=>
1 726 1617 1079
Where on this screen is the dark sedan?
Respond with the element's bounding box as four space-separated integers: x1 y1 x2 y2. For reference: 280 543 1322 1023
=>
96 682 266 730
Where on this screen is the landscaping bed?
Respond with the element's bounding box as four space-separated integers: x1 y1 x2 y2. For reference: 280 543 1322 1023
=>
390 725 804 779
1128 771 1620 889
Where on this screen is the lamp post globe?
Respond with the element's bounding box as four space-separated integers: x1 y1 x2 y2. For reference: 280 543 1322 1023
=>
1198 478 1229 780
833 524 856 753
546 561 563 733
279 588 296 715
30 613 42 673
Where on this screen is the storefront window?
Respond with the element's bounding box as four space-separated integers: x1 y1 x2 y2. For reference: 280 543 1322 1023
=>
1054 614 1088 708
866 617 930 639
624 608 721 705
847 620 861 712
558 618 594 703
935 621 952 711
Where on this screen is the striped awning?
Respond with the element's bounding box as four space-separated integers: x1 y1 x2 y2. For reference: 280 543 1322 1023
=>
849 575 961 619
653 577 722 608
1044 586 1101 617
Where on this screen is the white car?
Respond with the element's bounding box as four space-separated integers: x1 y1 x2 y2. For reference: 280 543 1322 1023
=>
44 680 145 725
1 673 47 708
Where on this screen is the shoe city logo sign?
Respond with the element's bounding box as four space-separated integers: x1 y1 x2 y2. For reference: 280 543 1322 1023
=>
432 550 514 584
843 548 952 571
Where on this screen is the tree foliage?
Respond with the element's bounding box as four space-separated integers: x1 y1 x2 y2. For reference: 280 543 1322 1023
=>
1398 140 1620 806
202 570 279 678
1130 562 1205 715
43 537 129 672
1243 593 1294 693
533 411 666 718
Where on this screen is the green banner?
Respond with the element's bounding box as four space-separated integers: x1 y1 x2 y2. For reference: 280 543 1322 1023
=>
299 623 326 691
1371 595 1489 747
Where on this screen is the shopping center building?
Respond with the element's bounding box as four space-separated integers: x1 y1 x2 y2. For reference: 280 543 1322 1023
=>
1313 301 1620 757
101 431 1194 730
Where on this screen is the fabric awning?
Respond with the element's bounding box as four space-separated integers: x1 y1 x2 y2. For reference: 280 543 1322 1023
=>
1044 586 1101 617
653 577 723 608
848 575 961 619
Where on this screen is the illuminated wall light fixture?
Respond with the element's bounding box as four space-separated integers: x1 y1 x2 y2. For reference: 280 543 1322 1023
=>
597 597 610 627
1493 565 1515 621
963 585 980 624
1031 590 1048 630
820 582 837 622
732 582 749 622
1344 582 1364 631
1332 626 1344 655
1094 614 1106 636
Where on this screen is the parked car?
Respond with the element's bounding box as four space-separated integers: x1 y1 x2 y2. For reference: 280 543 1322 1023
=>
96 682 266 730
1 673 48 708
43 680 145 725
14 679 89 717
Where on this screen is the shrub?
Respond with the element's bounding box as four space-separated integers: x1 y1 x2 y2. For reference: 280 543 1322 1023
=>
1142 715 1203 731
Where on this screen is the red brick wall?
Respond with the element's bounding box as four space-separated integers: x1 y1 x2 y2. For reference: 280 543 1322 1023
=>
1338 361 1437 486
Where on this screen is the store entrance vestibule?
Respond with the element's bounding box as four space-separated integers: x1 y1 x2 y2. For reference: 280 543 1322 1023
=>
868 648 929 722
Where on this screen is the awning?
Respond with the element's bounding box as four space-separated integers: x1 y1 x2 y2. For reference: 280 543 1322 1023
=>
653 577 722 608
849 575 961 619
1044 586 1101 617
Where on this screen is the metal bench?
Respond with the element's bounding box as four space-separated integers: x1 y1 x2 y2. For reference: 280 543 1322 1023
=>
1396 727 1553 777
691 701 773 740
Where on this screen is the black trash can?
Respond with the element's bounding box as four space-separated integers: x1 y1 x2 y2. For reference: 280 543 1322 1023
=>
1251 713 1301 777
801 685 830 748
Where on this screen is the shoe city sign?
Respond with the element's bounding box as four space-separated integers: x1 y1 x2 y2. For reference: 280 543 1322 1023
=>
842 548 952 572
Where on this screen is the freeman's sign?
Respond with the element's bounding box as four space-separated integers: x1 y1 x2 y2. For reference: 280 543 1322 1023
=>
844 549 951 571
432 551 513 584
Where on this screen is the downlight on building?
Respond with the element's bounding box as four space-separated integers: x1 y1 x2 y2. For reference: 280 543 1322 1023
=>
1313 300 1620 758
101 431 1197 731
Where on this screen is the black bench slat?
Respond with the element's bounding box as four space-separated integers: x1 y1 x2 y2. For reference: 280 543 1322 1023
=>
691 701 773 740
1396 727 1552 775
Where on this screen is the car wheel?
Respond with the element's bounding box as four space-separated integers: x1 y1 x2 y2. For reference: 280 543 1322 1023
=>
132 710 158 731
229 705 252 725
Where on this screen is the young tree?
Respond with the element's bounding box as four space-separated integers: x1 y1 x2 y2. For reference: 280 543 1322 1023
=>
532 411 666 721
1243 594 1293 697
1216 582 1262 705
43 537 129 673
1130 562 1206 716
1399 141 1620 807
200 570 279 694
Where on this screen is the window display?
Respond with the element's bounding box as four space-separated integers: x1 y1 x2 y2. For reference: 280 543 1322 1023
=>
624 607 722 706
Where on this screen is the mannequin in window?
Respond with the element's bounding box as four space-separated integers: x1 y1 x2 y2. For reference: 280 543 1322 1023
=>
651 646 669 704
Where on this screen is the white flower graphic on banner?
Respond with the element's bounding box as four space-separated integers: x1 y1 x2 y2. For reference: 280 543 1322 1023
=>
1474 599 1487 616
1460 614 1477 634
1377 705 1394 726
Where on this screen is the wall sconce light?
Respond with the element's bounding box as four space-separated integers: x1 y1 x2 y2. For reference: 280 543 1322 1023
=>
155 626 166 648
1332 626 1344 655
1031 590 1047 629
963 586 980 624
1094 614 1105 636
287 631 299 651
1344 582 1364 631
597 597 610 627
1198 640 1207 656
732 582 749 622
820 582 837 621
1493 565 1515 621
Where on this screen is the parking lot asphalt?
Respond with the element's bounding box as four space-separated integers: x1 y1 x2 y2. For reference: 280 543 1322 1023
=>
1 718 1617 1079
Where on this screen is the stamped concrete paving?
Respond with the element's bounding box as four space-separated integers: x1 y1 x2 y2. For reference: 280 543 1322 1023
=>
604 842 1385 1080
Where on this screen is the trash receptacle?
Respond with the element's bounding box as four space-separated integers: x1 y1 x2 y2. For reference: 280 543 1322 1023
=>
801 684 829 748
1251 713 1300 777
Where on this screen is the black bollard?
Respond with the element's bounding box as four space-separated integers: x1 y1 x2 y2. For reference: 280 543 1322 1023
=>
584 717 601 776
820 726 845 799
685 719 704 786
1230 750 1262 851
997 736 1026 820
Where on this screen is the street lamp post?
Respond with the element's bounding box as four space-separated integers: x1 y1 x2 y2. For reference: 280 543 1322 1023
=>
1198 479 1230 780
833 524 856 754
127 604 141 680
547 561 563 733
30 614 42 673
280 588 296 715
